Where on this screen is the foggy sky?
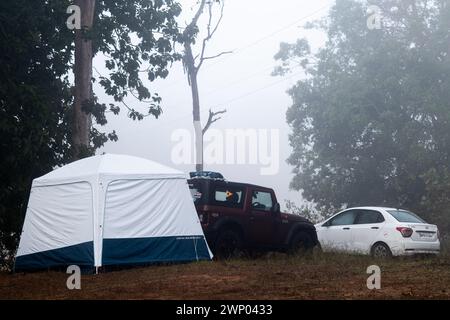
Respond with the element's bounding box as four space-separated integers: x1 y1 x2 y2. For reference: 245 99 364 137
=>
96 0 334 209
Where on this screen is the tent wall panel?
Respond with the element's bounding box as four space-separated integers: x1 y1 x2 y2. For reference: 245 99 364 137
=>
103 179 205 239
15 182 94 271
101 178 210 265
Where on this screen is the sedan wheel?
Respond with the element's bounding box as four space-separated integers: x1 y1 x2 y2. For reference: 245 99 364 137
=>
372 243 392 258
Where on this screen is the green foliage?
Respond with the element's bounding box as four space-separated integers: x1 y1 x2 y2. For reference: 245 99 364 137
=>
0 0 74 269
284 200 329 224
275 0 450 231
93 0 182 120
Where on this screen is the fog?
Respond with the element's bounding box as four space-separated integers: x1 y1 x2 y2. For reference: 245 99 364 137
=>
96 0 334 209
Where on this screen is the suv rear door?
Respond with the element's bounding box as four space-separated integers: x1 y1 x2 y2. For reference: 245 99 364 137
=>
248 188 276 247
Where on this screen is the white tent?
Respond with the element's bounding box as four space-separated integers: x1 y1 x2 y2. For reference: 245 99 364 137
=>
15 154 212 272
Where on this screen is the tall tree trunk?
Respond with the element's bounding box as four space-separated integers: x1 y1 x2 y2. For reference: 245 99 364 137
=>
72 0 95 160
182 0 227 172
184 44 203 172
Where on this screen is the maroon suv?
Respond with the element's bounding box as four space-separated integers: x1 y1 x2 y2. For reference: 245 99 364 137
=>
188 174 318 257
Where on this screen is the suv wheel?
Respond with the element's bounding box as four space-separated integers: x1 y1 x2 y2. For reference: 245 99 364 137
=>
288 231 313 255
214 229 242 259
371 242 392 259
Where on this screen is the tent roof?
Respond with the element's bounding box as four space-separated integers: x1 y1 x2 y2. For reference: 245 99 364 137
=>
34 154 185 184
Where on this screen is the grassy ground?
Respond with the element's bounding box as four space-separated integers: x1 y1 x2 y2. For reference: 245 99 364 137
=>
1 252 449 300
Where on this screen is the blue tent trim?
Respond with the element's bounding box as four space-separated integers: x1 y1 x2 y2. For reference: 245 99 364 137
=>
14 236 211 272
102 235 211 266
14 241 94 272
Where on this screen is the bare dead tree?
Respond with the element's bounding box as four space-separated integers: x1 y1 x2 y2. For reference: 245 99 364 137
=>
73 0 96 160
203 108 227 135
182 0 231 172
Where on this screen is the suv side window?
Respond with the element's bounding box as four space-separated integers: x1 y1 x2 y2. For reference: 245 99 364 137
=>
213 186 244 208
328 210 357 226
251 190 273 212
354 210 385 224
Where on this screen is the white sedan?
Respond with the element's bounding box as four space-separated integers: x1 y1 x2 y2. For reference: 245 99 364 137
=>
315 207 440 258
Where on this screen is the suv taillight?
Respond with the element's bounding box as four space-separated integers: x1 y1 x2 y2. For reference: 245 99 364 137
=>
396 227 413 238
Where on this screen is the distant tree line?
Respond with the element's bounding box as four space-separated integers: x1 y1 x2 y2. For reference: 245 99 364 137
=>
276 0 450 235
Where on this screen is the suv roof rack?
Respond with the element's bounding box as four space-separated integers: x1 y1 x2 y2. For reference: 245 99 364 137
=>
189 171 225 181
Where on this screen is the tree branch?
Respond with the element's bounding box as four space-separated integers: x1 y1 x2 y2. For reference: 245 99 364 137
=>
196 0 226 70
203 108 227 135
202 50 233 61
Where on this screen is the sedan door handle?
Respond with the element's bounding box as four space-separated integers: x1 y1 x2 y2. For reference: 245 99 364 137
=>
343 227 350 230
371 227 379 229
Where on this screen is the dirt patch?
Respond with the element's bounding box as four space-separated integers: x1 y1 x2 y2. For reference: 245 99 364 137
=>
1 254 449 299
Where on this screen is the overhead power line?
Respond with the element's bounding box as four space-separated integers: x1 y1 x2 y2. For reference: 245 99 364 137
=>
161 2 333 88
151 69 305 130
199 3 332 71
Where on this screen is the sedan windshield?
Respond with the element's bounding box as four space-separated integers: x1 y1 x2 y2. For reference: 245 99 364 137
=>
387 210 426 223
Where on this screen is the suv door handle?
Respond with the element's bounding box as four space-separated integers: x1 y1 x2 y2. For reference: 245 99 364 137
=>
343 227 350 230
371 227 379 229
